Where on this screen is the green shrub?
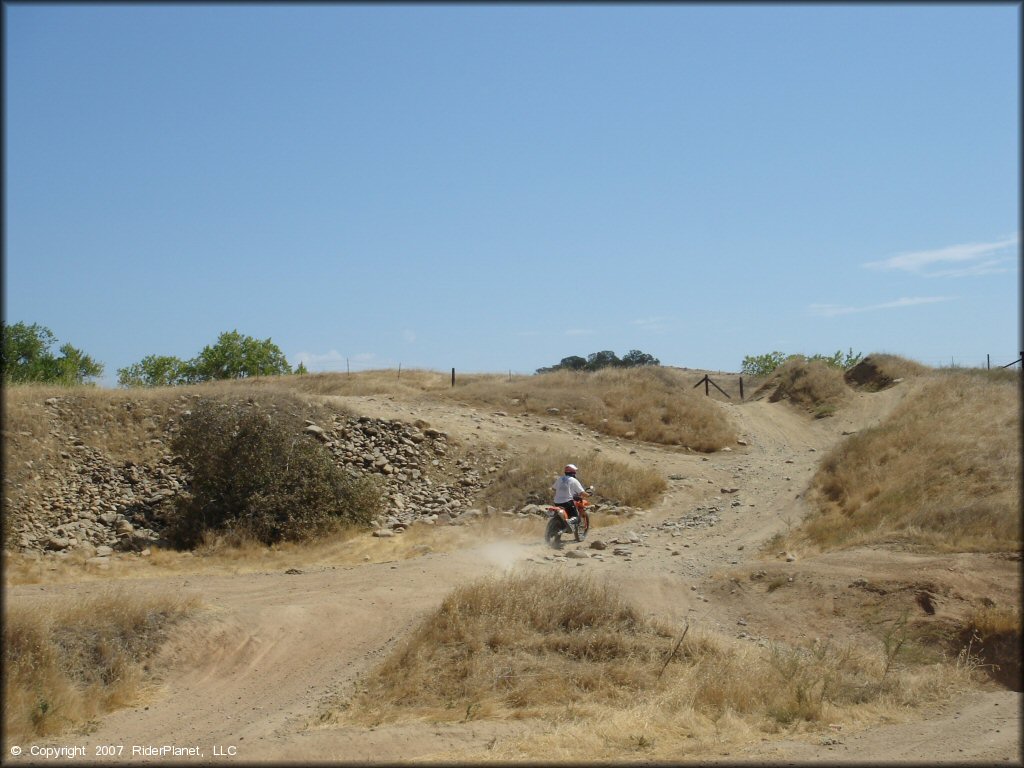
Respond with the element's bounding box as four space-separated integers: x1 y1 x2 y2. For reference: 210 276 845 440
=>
741 351 789 377
742 349 862 378
166 396 381 547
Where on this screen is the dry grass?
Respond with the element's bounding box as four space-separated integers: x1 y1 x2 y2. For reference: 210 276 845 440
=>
3 587 199 741
442 366 738 450
253 368 455 398
752 357 850 417
477 446 667 511
474 647 975 763
795 371 1019 552
4 383 187 465
326 571 978 760
844 353 931 391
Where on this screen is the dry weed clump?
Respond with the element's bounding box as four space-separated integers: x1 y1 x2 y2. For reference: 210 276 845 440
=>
800 371 1019 552
445 367 737 450
752 357 850 417
958 606 1021 691
342 571 676 723
475 447 667 511
3 588 198 741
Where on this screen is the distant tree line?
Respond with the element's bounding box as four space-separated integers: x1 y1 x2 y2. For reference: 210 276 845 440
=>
1 322 104 385
0 322 308 388
537 349 660 374
118 330 305 387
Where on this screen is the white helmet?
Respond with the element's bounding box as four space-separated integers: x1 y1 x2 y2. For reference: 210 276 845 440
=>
564 464 578 474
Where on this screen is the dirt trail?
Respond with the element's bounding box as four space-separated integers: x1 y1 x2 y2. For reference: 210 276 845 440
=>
7 383 1020 764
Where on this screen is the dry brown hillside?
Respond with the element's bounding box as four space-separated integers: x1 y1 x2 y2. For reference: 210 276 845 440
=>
2 361 1020 763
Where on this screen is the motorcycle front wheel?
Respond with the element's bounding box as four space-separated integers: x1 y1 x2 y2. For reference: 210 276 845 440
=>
574 513 589 542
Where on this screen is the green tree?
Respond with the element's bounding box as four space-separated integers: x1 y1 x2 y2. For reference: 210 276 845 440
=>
117 355 192 387
559 355 588 371
52 343 104 384
621 349 660 367
586 350 622 371
2 322 56 382
537 355 588 373
186 330 292 381
1 322 103 384
537 350 660 374
118 330 293 387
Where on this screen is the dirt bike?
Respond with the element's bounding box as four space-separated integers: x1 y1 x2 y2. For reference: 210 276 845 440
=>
544 491 592 547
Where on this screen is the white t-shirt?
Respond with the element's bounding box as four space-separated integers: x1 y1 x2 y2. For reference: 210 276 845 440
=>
552 474 585 504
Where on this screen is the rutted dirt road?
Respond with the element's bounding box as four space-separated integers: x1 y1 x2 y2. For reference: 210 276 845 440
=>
7 384 1020 764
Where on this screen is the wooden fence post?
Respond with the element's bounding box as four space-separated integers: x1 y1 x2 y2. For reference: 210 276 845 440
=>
739 376 744 400
451 368 456 387
692 374 730 398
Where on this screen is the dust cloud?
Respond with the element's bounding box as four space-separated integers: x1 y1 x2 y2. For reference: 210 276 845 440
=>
474 540 532 572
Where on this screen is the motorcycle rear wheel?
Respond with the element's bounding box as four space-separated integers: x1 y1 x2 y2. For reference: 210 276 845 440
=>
544 515 563 547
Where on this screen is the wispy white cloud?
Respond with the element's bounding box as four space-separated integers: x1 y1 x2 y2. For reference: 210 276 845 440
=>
808 296 955 317
630 316 672 333
293 350 377 371
926 259 1012 278
294 349 344 367
864 235 1018 276
402 329 417 344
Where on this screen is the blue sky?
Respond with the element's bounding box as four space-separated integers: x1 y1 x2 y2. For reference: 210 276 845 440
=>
4 3 1020 385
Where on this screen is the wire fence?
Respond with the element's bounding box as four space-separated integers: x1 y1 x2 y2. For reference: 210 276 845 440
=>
297 352 1024 384
918 353 1023 370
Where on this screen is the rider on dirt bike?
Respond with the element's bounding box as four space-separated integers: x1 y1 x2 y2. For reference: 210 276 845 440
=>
552 464 588 533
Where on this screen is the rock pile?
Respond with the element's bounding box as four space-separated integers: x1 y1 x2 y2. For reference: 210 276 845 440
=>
12 441 183 557
306 414 502 529
658 505 724 531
